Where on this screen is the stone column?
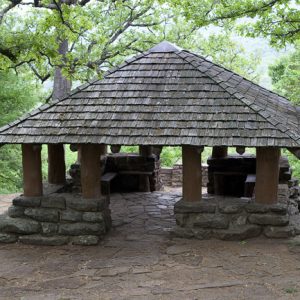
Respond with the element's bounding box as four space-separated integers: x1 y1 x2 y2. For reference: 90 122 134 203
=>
139 145 152 192
80 144 101 199
182 145 203 202
22 144 43 197
255 147 280 204
212 146 228 159
48 144 66 185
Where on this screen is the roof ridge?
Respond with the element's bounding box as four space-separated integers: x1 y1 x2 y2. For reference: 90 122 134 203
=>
175 50 300 146
103 49 152 79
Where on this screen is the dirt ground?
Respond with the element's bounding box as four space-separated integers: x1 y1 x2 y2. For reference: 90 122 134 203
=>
1 191 300 300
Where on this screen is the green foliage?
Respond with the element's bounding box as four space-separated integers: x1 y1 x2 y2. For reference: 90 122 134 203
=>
0 0 262 84
160 147 182 167
269 43 300 104
166 0 300 47
0 71 42 193
121 146 139 153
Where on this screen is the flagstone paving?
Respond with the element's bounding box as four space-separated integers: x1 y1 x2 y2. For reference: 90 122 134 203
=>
0 191 300 299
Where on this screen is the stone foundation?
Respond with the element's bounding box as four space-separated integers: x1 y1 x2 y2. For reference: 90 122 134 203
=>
0 193 111 246
174 194 300 240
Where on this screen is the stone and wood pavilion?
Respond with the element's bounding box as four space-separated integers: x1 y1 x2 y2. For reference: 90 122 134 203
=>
0 41 300 245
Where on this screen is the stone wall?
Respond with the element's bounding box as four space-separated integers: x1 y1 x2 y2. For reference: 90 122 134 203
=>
0 193 111 246
160 164 208 188
173 156 300 241
174 192 300 240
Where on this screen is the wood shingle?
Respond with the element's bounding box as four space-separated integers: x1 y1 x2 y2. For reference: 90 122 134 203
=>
0 41 299 147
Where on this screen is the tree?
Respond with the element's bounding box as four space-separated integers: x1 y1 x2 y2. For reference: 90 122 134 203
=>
167 0 300 47
0 70 42 193
269 42 300 104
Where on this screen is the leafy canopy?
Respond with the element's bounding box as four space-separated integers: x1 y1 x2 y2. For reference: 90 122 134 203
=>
166 0 300 47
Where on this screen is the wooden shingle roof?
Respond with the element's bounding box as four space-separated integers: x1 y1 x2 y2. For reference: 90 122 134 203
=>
0 41 299 147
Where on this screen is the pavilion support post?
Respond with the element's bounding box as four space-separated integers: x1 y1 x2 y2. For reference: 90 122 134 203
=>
22 144 43 197
80 144 101 199
100 144 107 155
48 144 66 185
182 145 203 202
212 146 228 159
139 145 152 157
255 147 280 204
138 145 152 192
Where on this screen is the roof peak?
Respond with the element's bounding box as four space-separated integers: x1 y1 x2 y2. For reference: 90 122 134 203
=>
148 41 181 53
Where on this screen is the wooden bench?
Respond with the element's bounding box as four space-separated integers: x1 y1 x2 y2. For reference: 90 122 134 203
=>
244 174 256 197
101 172 118 196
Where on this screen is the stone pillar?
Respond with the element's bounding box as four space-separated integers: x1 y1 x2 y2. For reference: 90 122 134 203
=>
182 145 203 202
212 146 228 159
139 145 152 192
48 144 66 184
22 144 43 197
255 147 280 204
80 144 101 199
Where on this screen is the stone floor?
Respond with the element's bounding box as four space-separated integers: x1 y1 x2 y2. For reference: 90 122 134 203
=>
1 191 300 299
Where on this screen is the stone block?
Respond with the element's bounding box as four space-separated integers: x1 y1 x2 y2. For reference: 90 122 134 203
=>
174 199 216 214
188 214 229 229
245 203 269 213
41 222 58 235
248 214 289 226
24 208 59 223
41 196 66 209
8 206 25 218
66 197 106 212
214 225 261 241
269 203 288 215
60 209 82 222
19 234 69 246
289 215 300 235
231 214 248 226
58 222 105 236
218 199 248 214
82 212 104 223
171 227 194 238
264 225 295 238
0 216 40 234
13 196 41 207
72 235 99 245
175 213 187 226
0 233 18 243
192 228 212 240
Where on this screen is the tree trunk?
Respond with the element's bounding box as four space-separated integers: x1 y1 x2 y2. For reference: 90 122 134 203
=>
52 39 71 100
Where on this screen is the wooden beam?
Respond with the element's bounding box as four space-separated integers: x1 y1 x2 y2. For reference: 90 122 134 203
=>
255 147 280 204
80 144 101 199
182 145 203 202
48 144 66 185
287 147 300 159
212 146 228 159
22 144 43 197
